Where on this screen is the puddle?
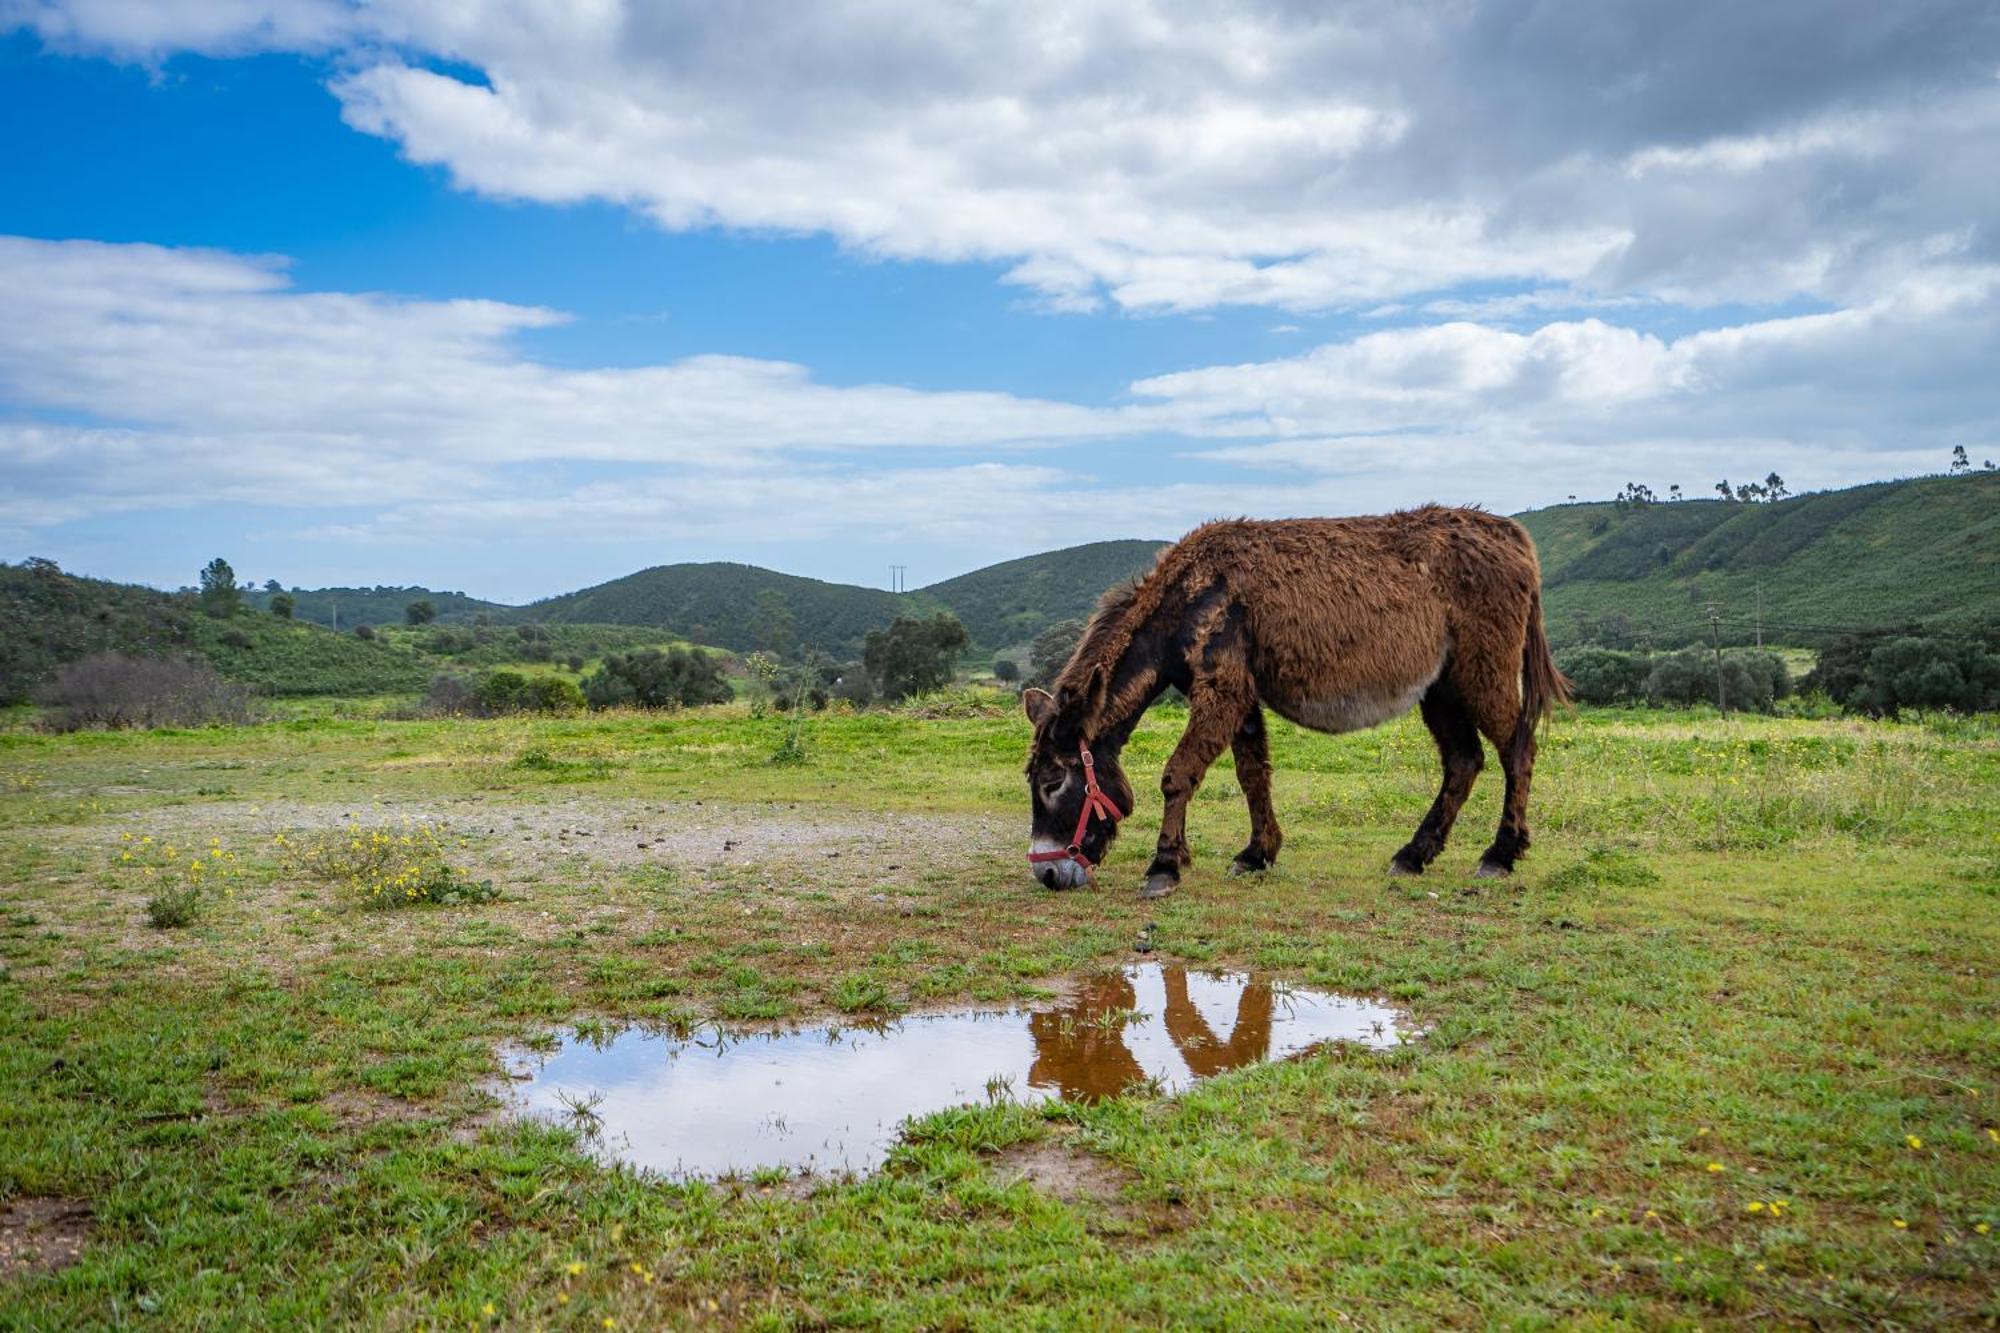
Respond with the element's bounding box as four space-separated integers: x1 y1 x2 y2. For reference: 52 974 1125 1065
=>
500 963 1410 1179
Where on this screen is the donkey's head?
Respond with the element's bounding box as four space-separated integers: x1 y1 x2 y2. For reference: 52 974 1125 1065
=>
1022 685 1133 890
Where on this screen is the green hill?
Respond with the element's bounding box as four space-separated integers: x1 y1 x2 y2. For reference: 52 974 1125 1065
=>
245 584 507 627
922 539 1167 649
1517 471 2000 649
518 562 915 659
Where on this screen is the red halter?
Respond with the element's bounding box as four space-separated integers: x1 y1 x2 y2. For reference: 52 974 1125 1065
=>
1027 744 1124 872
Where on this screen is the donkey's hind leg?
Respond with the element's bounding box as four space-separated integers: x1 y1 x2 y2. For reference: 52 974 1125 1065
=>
1228 704 1283 874
1389 680 1484 875
1458 651 1536 878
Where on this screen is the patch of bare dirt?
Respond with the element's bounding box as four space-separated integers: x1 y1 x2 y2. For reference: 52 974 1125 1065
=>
0 1197 91 1283
987 1138 1135 1210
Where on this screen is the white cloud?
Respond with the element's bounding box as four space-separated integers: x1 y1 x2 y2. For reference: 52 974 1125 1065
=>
15 1 1997 314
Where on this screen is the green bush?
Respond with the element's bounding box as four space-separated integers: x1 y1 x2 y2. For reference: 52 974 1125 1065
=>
1027 618 1086 691
1806 635 2000 716
582 647 734 709
1556 646 1651 705
993 657 1021 682
1642 648 1791 712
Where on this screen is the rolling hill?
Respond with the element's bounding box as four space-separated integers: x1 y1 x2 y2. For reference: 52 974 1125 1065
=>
921 539 1167 649
1517 470 1999 649
516 562 915 658
244 584 508 627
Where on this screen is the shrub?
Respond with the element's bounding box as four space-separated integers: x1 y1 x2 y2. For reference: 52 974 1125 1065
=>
281 820 497 909
353 623 376 641
146 882 203 929
566 654 586 672
1556 646 1650 705
831 663 874 707
269 593 295 619
582 647 734 709
1806 634 1999 716
423 674 478 716
405 599 437 626
863 613 970 700
218 628 253 650
1027 618 1086 690
1643 648 1790 712
992 657 1020 682
38 653 253 731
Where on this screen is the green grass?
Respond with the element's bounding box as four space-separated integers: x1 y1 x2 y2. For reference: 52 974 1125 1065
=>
1 703 1995 1327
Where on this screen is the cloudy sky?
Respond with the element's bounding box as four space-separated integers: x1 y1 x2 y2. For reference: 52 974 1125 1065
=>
2 1 1995 599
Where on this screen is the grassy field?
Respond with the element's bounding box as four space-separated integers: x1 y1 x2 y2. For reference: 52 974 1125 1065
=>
1 700 1995 1328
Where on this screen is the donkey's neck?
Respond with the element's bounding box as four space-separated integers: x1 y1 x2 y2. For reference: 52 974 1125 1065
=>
1069 608 1175 759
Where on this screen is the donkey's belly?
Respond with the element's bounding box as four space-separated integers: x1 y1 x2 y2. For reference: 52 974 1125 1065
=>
1264 651 1446 735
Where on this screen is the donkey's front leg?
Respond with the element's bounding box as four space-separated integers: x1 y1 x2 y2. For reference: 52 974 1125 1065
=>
1143 701 1244 900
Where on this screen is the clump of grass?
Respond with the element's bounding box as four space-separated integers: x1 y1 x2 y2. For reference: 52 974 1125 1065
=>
1544 845 1663 892
280 819 498 909
827 972 891 1013
145 882 203 929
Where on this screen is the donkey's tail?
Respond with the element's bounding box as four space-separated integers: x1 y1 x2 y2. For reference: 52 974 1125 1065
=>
1511 585 1571 765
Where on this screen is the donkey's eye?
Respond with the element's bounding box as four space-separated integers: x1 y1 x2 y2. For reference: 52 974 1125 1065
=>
1039 780 1064 804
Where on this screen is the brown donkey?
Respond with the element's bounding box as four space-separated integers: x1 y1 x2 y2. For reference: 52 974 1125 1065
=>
1023 508 1569 898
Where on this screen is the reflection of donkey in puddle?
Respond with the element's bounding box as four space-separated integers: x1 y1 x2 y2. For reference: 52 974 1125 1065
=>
1027 967 1276 1101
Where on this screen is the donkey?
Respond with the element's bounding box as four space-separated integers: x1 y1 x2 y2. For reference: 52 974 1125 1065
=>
1023 508 1569 898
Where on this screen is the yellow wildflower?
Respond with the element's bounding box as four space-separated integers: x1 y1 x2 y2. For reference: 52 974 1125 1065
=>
1706 1162 1724 1173
1976 1222 1990 1235
1892 1218 1908 1229
1905 1134 1923 1150
1746 1201 1763 1213
566 1261 584 1276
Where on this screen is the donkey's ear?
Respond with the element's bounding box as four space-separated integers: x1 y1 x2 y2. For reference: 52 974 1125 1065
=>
1022 687 1056 728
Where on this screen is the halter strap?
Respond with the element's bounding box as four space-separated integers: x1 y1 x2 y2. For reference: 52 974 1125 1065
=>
1027 743 1124 872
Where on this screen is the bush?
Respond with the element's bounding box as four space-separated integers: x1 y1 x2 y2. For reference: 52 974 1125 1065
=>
992 657 1021 682
146 882 203 929
269 593 295 619
1805 634 2000 716
582 647 734 709
863 613 970 701
405 599 437 626
218 628 253 651
1556 646 1650 705
38 653 253 731
1642 648 1790 712
1027 618 1086 690
353 624 376 641
281 821 498 909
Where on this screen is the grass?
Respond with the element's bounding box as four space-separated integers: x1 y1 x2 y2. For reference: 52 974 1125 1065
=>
0 701 1995 1327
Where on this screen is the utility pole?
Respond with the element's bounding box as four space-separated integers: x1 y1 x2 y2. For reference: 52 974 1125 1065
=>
1755 582 1763 649
1707 602 1728 714
889 565 906 594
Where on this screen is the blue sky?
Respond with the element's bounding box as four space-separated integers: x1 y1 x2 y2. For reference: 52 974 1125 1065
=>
1 3 1995 602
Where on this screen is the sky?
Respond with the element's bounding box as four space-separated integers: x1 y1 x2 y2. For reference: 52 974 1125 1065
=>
1 2 1996 602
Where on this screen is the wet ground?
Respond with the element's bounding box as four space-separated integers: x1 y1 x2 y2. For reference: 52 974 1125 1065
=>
500 963 1411 1178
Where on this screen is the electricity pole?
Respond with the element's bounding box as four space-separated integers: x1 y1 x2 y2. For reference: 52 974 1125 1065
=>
1707 602 1728 714
889 565 906 594
1755 582 1763 649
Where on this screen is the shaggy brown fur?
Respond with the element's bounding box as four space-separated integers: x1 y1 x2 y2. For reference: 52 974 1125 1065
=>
1023 508 1569 897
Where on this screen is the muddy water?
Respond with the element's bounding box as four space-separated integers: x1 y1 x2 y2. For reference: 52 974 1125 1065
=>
501 964 1410 1179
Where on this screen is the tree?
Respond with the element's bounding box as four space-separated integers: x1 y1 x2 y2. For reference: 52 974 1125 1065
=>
862 612 970 700
749 588 796 658
198 558 240 619
1715 480 1733 501
992 657 1021 683
582 647 733 709
269 593 296 619
1028 618 1087 690
1950 444 1971 476
1668 484 1682 501
262 578 284 595
405 599 438 626
1763 472 1788 500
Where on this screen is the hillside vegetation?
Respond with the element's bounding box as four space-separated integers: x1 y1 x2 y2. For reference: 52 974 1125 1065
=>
518 562 913 658
921 539 1165 649
245 584 507 627
1519 471 1999 648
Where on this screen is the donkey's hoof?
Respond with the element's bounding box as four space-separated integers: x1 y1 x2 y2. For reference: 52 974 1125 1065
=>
1139 874 1179 901
1386 858 1421 877
1228 857 1267 877
1472 860 1512 880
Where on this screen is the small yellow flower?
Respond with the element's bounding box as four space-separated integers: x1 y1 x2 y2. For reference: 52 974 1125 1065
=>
1672 1255 1684 1264
1906 1135 1923 1150
1695 1127 1709 1137
566 1261 584 1276
1645 1209 1660 1220
629 1262 643 1274
1892 1218 1908 1229
557 1293 569 1305
481 1303 495 1317
1988 1128 1999 1144
1746 1201 1764 1213
1754 1263 1767 1273
602 1320 616 1330
1706 1162 1724 1173
1977 1222 1991 1235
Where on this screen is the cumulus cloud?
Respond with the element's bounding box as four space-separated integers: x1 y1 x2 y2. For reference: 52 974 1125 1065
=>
12 0 1997 314
2 232 1990 577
